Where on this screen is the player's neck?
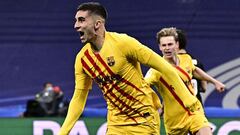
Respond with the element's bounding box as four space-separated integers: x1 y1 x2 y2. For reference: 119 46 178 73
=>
178 49 187 54
165 54 179 66
91 30 105 52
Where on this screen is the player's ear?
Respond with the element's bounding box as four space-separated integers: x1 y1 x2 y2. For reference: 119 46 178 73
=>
94 20 102 30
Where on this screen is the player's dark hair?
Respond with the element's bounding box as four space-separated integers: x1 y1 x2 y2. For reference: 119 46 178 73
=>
77 2 108 20
176 29 187 49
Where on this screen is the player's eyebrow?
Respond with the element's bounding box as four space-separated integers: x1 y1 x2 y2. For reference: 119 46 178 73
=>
76 16 85 22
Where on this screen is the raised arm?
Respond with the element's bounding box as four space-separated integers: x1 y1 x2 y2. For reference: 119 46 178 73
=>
193 67 225 92
121 34 190 92
121 34 182 80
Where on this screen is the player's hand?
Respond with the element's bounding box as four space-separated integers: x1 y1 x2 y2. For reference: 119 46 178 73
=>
215 81 225 92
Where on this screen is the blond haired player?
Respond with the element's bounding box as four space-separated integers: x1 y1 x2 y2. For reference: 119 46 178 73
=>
145 27 225 135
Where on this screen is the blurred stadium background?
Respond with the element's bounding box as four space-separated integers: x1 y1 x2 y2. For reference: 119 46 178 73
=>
0 0 239 134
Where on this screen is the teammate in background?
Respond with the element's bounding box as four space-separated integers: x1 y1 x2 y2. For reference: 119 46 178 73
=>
58 2 198 135
176 29 207 104
145 27 225 135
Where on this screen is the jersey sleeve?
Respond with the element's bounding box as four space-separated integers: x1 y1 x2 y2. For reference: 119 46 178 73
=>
58 89 89 135
120 34 183 85
58 53 92 135
119 34 179 77
118 34 197 107
74 53 93 90
144 68 159 86
145 69 163 109
119 34 154 65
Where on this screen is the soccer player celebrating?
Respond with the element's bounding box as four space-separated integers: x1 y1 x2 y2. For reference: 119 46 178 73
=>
145 27 225 135
59 2 193 135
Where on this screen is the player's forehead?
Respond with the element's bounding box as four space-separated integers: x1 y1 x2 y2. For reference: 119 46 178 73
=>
160 36 176 44
75 10 90 19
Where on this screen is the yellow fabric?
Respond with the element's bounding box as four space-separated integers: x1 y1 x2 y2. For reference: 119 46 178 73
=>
177 54 195 78
152 90 162 110
58 89 89 135
59 31 197 134
60 32 167 134
107 109 160 135
175 54 196 95
145 54 209 134
165 100 209 135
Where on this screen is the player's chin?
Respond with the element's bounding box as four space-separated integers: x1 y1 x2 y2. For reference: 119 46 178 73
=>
80 40 89 45
80 38 86 44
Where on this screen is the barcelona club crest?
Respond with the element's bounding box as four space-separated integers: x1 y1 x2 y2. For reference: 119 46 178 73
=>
107 56 115 66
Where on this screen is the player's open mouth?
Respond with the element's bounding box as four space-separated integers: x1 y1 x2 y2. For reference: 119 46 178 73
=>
79 31 84 37
78 31 85 40
165 51 171 54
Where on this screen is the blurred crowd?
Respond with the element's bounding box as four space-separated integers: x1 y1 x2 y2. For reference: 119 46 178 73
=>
21 82 69 117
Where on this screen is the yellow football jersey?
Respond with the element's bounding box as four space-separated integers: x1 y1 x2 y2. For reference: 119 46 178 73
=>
175 54 196 95
145 54 199 130
61 31 194 135
75 31 162 125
